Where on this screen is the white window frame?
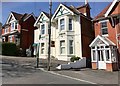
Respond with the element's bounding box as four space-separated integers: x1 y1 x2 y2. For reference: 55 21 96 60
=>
68 18 73 31
41 43 45 54
9 35 13 42
69 40 73 54
41 24 45 35
11 22 15 31
15 22 18 29
91 45 112 63
60 40 65 54
100 21 108 36
60 18 65 31
91 46 97 62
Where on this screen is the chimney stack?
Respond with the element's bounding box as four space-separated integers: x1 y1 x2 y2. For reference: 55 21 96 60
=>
85 0 88 5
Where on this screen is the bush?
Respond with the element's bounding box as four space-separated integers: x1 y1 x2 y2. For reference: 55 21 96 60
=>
2 42 17 56
70 56 80 62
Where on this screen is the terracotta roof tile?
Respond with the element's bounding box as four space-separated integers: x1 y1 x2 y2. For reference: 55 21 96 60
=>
94 2 112 20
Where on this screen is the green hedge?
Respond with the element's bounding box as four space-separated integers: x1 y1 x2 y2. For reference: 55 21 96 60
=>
2 42 17 56
70 56 80 62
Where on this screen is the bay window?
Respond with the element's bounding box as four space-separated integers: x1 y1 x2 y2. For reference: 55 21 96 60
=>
60 40 65 54
41 24 45 35
106 50 110 61
92 50 96 61
69 40 73 54
11 23 14 31
41 43 45 54
15 22 17 29
60 19 65 31
69 18 72 31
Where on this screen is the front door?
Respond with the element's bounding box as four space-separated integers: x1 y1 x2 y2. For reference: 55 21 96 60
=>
97 50 106 69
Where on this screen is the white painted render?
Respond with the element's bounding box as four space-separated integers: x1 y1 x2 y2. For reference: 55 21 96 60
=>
34 4 83 61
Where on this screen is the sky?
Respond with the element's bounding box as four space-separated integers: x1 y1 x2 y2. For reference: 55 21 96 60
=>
0 1 111 25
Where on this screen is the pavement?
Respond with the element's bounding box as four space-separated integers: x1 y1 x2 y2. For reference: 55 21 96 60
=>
1 55 120 85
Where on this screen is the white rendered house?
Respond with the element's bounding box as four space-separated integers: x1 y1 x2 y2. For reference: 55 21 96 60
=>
34 3 94 68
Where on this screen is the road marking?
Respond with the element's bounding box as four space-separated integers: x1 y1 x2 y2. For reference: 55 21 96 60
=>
38 68 97 84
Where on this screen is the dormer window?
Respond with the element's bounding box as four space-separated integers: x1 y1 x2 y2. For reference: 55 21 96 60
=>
41 24 45 35
101 22 108 36
60 18 65 31
69 18 72 31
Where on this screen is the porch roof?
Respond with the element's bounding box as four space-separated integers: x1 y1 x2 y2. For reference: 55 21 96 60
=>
89 35 116 47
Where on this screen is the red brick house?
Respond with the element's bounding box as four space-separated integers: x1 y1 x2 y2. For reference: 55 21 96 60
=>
90 0 120 71
2 11 36 56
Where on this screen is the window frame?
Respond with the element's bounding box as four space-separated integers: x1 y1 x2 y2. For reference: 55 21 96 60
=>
69 40 73 54
9 35 13 42
100 21 108 36
41 24 45 35
60 40 65 54
60 18 65 31
11 22 15 31
69 18 72 31
41 43 45 54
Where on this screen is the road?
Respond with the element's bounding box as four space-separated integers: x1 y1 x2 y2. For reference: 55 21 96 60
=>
1 56 95 84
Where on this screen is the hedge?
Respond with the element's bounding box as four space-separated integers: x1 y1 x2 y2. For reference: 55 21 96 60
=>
70 56 80 62
2 42 17 56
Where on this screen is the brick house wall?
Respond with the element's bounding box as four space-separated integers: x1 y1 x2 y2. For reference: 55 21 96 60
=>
20 16 36 56
94 1 120 69
80 15 94 67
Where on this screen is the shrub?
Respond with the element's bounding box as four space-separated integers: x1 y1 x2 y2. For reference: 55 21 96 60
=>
2 42 17 56
70 56 80 62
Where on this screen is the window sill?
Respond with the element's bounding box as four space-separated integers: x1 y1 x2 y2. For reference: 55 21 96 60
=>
67 30 74 32
102 34 108 37
58 54 66 56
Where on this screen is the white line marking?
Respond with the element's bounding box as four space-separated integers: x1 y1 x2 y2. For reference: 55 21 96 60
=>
38 68 97 84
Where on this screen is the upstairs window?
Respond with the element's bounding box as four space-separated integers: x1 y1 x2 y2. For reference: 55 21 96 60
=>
15 22 17 29
69 18 72 31
11 23 14 30
41 24 45 35
101 22 108 36
60 19 65 31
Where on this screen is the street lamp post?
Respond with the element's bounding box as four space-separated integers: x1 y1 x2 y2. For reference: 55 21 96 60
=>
47 0 52 71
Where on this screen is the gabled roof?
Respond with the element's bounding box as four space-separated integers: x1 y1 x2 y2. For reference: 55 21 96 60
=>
89 35 116 47
95 0 120 20
52 3 91 20
34 11 49 27
22 13 37 21
6 11 36 24
42 11 50 18
105 0 119 17
63 4 80 14
51 4 79 20
95 2 112 19
11 11 23 20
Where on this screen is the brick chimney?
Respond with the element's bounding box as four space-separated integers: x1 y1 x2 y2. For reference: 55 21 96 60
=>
76 3 91 18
